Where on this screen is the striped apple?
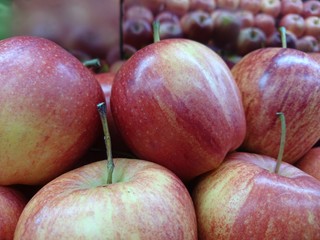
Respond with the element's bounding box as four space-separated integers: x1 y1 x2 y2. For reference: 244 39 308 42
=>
192 151 320 239
232 48 320 164
111 38 246 182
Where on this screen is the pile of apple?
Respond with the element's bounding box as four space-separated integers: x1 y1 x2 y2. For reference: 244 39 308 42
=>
122 0 320 59
1 16 320 240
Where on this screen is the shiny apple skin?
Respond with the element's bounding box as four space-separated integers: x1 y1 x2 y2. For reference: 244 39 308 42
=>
111 38 246 182
192 152 320 240
232 48 320 164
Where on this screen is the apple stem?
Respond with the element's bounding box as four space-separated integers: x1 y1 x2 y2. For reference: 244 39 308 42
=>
274 112 286 174
82 58 101 68
279 26 287 49
153 20 160 43
97 102 114 184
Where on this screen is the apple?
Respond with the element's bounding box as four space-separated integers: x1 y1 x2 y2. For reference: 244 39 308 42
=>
189 0 216 13
302 0 320 18
281 0 303 15
296 35 319 52
235 10 254 29
180 10 214 44
123 18 153 50
164 0 190 17
236 27 266 56
191 151 320 239
216 0 240 10
124 5 154 24
266 30 297 48
155 10 180 24
123 0 165 14
0 36 104 185
211 9 242 51
14 157 198 239
0 186 27 240
254 13 276 37
261 0 281 18
239 0 261 15
279 13 306 37
295 147 320 181
159 21 184 39
110 38 246 182
305 16 320 40
231 47 320 164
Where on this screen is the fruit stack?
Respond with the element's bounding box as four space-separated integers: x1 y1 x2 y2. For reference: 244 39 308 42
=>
122 0 320 58
1 0 320 239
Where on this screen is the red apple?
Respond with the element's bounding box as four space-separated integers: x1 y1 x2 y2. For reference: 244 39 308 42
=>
124 5 154 24
189 0 216 12
254 13 276 37
239 0 261 15
216 0 240 10
159 21 184 39
0 186 27 240
180 10 214 44
235 10 255 29
14 159 198 239
110 38 246 182
124 0 165 14
123 18 153 50
0 36 104 185
231 48 320 164
164 0 190 17
296 35 319 52
155 11 180 24
279 13 306 37
305 16 320 40
236 27 266 56
302 0 320 18
295 147 320 181
211 9 242 51
192 151 320 239
261 0 281 18
266 30 297 48
281 0 303 15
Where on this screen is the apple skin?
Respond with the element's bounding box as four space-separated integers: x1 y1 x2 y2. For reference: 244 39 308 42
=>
295 147 320 181
191 151 320 240
261 0 281 18
231 48 320 164
236 27 266 56
281 0 303 15
0 36 104 185
0 186 27 240
279 13 306 38
302 0 320 18
239 0 261 15
254 13 276 37
110 38 246 182
14 158 198 239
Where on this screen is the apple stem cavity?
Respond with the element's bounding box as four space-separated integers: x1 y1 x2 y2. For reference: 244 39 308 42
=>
97 102 114 184
82 58 101 68
279 26 287 49
274 112 286 174
153 20 161 43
